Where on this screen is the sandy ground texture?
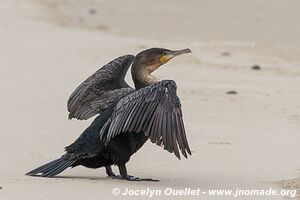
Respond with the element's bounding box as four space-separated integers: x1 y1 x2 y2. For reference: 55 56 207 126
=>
0 0 300 199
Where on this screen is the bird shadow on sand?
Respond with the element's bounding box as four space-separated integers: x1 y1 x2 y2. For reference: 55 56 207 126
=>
27 174 231 189
54 175 198 186
54 175 160 183
54 175 109 181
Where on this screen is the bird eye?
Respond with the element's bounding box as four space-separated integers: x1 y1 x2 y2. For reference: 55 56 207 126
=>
161 52 167 56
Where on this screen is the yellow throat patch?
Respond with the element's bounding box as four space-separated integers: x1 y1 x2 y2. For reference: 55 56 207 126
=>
160 55 169 63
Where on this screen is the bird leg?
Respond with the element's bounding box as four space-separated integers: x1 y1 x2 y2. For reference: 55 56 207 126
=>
105 165 116 177
111 164 159 182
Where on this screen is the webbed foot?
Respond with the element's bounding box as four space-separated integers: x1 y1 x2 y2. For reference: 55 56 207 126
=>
114 164 159 182
110 174 159 182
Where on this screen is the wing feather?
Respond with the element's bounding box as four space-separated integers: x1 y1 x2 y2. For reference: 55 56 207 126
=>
161 111 167 150
67 55 135 120
175 112 188 157
100 80 191 159
171 113 181 158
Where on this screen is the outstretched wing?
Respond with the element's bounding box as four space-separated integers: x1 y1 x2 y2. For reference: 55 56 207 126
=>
100 80 191 159
67 55 135 120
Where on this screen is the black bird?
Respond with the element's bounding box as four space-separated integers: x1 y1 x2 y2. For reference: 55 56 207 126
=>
26 48 192 181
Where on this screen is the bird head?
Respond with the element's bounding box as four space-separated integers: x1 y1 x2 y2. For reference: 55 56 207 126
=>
132 48 192 73
131 48 191 89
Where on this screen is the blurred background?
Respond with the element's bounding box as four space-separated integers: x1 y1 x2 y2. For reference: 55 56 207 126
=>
29 0 300 60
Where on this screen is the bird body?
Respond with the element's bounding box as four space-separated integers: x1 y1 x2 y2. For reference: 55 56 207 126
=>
26 48 192 181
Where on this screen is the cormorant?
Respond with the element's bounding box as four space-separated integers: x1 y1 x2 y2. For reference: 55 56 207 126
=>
26 48 192 181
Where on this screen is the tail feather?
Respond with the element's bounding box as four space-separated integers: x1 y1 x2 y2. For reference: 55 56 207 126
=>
42 160 74 177
26 158 63 175
26 157 76 177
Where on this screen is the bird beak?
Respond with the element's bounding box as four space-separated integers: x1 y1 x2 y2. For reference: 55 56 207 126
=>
160 48 192 64
171 48 192 57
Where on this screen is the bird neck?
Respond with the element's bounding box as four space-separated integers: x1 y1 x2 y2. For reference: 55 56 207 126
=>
131 62 159 90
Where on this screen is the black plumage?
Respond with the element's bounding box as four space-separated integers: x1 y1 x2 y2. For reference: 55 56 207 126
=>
26 48 192 181
67 55 135 120
100 80 191 159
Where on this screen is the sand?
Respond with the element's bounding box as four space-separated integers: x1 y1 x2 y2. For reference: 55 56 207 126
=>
0 0 300 199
